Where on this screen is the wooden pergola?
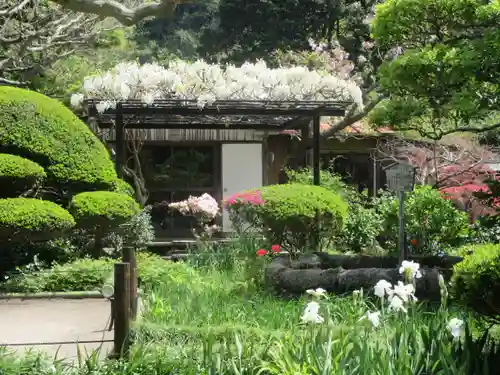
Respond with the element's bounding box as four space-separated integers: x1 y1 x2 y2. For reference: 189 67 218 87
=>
84 99 353 186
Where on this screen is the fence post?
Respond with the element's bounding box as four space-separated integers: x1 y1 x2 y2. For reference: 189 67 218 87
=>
112 262 131 358
122 246 138 320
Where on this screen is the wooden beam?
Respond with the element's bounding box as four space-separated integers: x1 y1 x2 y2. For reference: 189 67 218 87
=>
114 104 126 178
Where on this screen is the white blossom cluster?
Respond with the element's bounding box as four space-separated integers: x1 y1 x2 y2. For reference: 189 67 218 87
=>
168 193 220 222
70 60 363 113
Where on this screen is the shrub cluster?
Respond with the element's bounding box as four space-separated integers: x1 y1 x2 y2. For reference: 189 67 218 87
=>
452 243 500 318
0 87 144 273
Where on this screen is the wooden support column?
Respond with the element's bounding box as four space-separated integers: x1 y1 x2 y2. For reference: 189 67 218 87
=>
312 115 321 186
115 103 125 178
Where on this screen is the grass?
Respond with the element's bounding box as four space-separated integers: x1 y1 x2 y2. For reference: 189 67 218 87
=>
1 239 500 374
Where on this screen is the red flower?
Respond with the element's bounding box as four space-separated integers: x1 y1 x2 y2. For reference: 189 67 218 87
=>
410 239 418 246
271 244 281 253
256 249 268 256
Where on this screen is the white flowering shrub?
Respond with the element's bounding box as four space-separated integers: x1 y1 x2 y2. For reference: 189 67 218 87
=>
70 59 363 113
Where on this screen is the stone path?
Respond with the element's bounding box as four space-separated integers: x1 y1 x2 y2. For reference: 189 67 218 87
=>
0 298 113 361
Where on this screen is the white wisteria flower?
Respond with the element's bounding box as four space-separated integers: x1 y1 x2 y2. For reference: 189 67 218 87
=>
301 301 324 324
447 318 464 339
70 60 363 113
306 288 327 299
374 279 393 298
399 260 422 281
388 295 407 313
358 311 381 327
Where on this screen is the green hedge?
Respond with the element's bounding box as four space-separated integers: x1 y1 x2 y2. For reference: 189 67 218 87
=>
69 191 140 231
0 87 117 190
0 198 75 241
0 153 46 196
452 244 500 317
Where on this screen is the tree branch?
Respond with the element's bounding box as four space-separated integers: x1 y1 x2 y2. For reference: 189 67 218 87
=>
50 0 185 25
320 95 383 139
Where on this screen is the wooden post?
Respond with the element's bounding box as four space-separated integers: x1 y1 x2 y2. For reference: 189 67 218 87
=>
115 103 125 178
112 262 130 358
122 246 138 320
312 115 321 186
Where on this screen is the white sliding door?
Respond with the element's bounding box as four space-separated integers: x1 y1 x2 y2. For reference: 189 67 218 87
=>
221 143 263 232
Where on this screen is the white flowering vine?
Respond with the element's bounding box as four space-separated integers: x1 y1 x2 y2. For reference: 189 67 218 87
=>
70 60 363 113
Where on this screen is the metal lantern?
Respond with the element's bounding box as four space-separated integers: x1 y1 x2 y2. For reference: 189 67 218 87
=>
384 162 417 262
385 162 416 192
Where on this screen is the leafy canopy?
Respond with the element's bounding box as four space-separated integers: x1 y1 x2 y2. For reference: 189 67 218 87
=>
370 0 500 139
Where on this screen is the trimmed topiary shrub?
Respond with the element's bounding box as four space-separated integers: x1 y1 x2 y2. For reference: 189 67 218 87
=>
70 191 140 229
452 244 500 320
0 198 75 242
0 153 46 196
0 86 117 191
69 191 140 256
226 183 348 252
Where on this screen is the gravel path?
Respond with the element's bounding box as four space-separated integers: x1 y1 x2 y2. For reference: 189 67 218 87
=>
0 298 113 361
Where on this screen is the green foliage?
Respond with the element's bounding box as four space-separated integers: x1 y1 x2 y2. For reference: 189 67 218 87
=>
69 191 140 231
284 167 359 202
452 243 500 318
0 257 114 293
0 87 117 191
0 198 75 242
250 183 348 251
283 168 382 252
375 186 470 254
0 252 195 294
0 153 46 196
370 0 500 138
111 179 135 197
340 204 384 253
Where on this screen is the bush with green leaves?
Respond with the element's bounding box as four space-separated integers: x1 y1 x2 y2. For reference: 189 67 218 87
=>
0 198 75 242
452 243 500 320
283 168 381 253
0 154 46 196
69 191 141 257
69 191 140 230
227 183 348 251
0 252 194 293
374 186 470 254
0 87 140 272
0 86 117 190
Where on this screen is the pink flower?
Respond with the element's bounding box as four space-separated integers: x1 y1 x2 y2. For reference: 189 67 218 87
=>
256 249 268 256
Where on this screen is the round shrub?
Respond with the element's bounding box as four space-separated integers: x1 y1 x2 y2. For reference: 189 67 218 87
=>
452 244 500 318
228 184 348 251
69 191 140 231
0 86 117 190
0 153 46 196
0 198 75 242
